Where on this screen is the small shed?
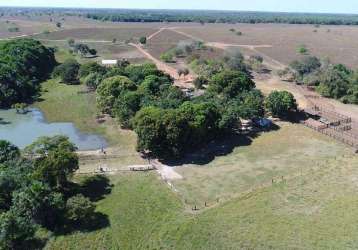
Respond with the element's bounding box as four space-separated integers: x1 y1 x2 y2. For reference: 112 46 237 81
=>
101 59 118 66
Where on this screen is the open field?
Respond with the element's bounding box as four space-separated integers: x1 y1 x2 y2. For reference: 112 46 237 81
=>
41 40 146 64
174 23 358 68
171 122 353 206
45 144 358 249
3 15 358 68
35 27 155 41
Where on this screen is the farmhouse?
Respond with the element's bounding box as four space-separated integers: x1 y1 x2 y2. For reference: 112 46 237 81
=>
101 59 118 66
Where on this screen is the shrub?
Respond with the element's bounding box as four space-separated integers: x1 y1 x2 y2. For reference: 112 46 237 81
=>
160 52 174 63
139 36 147 44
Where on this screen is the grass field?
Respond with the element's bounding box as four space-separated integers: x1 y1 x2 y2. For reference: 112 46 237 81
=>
171 122 353 206
45 147 358 249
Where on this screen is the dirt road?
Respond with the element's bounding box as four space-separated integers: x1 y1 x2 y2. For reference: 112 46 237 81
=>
129 42 194 88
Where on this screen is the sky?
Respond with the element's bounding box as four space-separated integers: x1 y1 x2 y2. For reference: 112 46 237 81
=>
0 0 358 14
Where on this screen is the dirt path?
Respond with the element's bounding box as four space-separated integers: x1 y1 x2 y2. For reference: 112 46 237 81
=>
167 27 203 41
147 27 166 41
0 32 42 40
129 42 194 88
37 38 114 43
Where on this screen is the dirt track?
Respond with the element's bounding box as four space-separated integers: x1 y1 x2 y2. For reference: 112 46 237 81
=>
129 42 194 88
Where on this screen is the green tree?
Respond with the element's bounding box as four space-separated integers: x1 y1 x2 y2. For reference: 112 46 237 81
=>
265 91 297 118
224 49 246 71
160 52 174 63
79 62 107 78
124 63 163 83
0 39 56 107
84 72 104 91
96 76 137 114
25 136 78 189
0 210 36 250
52 58 80 84
316 64 351 99
133 107 190 158
208 70 255 99
233 89 265 120
139 36 147 44
113 91 142 128
290 56 321 79
66 194 95 223
73 43 91 57
0 141 20 164
297 44 308 54
11 181 65 229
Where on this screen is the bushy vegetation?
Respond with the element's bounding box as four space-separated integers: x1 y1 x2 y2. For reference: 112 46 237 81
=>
0 136 100 249
190 49 248 80
285 56 358 104
0 39 56 107
160 40 206 63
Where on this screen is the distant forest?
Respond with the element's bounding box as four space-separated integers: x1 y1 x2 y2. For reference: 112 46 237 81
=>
2 7 358 25
85 10 358 25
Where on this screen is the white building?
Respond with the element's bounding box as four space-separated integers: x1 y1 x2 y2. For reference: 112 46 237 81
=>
101 59 118 66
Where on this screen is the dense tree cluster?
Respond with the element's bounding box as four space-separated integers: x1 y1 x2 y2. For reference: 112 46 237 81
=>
0 39 56 107
0 136 97 249
93 59 269 159
286 56 358 104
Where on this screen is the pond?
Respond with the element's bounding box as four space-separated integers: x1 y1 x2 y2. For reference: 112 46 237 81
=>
0 108 107 151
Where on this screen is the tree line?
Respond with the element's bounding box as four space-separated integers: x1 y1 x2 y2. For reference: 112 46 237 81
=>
2 7 358 25
0 39 56 108
84 10 358 25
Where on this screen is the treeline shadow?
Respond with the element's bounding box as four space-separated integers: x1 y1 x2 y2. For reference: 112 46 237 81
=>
55 175 113 235
79 175 113 202
163 123 280 166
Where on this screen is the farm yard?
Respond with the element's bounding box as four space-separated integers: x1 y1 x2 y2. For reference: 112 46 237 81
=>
1 10 358 250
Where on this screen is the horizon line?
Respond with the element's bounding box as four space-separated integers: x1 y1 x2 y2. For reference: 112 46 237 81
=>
0 6 358 16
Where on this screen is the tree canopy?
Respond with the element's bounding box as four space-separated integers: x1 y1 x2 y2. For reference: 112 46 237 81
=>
265 91 297 118
0 39 56 107
0 136 99 249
